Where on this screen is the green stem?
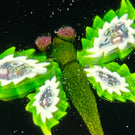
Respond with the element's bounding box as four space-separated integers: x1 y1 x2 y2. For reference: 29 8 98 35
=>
52 37 104 135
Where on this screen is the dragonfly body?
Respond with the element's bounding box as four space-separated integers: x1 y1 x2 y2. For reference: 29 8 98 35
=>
52 37 104 135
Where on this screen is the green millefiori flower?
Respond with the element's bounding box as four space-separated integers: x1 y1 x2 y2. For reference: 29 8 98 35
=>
26 75 69 135
77 0 135 66
0 46 69 135
85 62 135 102
0 47 60 101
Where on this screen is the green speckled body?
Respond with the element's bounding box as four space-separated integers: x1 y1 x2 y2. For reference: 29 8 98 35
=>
52 37 104 135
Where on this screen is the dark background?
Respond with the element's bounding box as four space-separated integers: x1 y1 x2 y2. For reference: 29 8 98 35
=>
0 0 135 135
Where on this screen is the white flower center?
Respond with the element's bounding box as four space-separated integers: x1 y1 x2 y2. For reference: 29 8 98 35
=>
97 70 120 86
0 61 32 80
39 86 54 109
99 22 128 48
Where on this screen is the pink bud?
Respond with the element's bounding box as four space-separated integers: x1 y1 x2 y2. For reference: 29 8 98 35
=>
35 35 51 51
55 26 76 41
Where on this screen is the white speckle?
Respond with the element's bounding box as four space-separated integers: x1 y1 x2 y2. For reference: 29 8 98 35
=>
126 125 129 128
4 30 7 34
51 11 54 15
50 15 52 18
72 0 75 3
70 3 73 6
66 8 70 11
8 20 11 24
57 8 62 12
84 16 87 20
30 11 33 14
62 0 65 3
13 130 18 133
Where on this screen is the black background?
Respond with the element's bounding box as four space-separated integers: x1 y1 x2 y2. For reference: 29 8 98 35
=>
0 0 135 135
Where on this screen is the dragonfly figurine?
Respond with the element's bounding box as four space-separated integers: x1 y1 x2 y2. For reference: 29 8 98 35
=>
0 0 135 135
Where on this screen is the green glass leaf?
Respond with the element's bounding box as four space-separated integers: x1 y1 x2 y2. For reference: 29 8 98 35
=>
81 38 93 49
93 15 104 29
103 9 116 22
26 75 69 135
0 47 15 59
32 52 47 62
85 62 135 102
86 26 98 40
117 0 135 20
15 48 35 58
